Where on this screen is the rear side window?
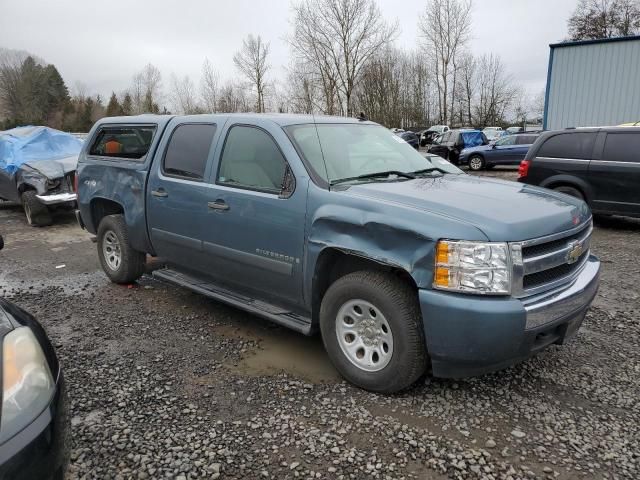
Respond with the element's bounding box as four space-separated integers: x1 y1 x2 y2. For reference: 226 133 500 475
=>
537 132 595 159
602 133 640 163
89 126 156 159
163 124 216 181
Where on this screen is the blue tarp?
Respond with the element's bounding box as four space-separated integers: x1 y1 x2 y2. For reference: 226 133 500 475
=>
0 126 83 175
460 130 485 148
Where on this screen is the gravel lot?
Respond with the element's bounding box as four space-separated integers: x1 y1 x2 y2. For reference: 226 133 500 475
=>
0 167 638 479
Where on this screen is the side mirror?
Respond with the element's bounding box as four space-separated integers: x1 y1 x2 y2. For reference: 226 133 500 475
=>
279 165 296 199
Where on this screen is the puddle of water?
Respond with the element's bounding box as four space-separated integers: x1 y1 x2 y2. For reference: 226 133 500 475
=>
218 324 341 384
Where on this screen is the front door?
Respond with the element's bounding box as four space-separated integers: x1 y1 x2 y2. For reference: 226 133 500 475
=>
492 136 518 164
589 131 640 216
200 122 307 307
147 121 220 274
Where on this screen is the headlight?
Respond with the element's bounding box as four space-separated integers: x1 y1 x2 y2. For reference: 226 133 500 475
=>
434 240 511 295
0 327 54 443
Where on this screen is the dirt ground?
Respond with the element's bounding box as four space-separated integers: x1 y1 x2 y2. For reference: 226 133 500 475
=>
0 167 638 479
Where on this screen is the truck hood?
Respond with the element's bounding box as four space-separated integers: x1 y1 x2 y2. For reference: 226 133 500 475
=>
345 174 591 241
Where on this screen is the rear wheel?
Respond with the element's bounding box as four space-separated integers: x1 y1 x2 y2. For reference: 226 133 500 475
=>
21 191 52 227
553 185 584 201
468 155 485 171
320 271 427 393
97 214 146 284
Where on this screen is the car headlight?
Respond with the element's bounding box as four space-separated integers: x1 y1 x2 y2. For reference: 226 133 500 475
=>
0 327 54 443
434 240 511 295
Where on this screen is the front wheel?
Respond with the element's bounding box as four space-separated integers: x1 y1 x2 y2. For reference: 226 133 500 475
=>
468 155 485 171
320 271 428 393
97 214 146 284
21 191 52 227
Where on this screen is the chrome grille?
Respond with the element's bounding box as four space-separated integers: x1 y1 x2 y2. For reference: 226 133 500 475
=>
511 220 592 298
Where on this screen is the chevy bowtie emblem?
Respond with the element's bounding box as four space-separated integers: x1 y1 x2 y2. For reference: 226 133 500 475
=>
566 240 584 264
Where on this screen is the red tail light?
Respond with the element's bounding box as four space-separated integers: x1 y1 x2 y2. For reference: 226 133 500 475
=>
518 160 530 179
73 173 79 193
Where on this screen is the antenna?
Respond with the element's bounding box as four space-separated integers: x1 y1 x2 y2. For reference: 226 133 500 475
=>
311 108 330 183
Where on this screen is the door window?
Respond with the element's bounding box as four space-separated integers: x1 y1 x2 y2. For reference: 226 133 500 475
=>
495 136 517 146
163 124 217 181
537 132 595 159
217 126 287 193
602 133 640 163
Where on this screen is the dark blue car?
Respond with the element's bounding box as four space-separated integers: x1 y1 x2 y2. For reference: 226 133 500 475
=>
459 133 539 171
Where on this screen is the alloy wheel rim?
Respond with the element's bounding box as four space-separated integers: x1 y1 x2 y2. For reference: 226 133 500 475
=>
335 299 394 372
103 230 122 271
470 157 482 170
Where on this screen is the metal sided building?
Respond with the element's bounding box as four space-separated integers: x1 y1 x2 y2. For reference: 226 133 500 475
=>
544 35 640 130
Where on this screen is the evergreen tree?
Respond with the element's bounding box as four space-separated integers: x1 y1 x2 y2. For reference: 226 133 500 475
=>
43 64 70 128
106 92 122 116
121 93 133 115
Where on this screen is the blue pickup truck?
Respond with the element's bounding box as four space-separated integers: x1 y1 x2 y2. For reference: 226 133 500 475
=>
76 114 600 393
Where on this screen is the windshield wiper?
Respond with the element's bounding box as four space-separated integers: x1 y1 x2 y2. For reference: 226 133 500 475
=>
330 170 415 186
410 167 448 176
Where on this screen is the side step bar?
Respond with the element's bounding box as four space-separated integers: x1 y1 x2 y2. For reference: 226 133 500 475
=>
152 268 313 335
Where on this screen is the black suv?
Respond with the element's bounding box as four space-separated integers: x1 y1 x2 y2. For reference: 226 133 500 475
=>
518 127 640 218
428 129 488 165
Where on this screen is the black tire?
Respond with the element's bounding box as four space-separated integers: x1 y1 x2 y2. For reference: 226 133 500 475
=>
554 185 584 201
97 214 146 284
468 155 485 171
21 190 52 227
320 271 428 393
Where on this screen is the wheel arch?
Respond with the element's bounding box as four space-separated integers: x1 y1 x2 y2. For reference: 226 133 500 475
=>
310 247 419 329
539 175 593 203
89 197 125 232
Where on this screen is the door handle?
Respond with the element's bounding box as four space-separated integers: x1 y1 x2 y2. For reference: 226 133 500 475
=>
151 189 168 198
208 200 229 211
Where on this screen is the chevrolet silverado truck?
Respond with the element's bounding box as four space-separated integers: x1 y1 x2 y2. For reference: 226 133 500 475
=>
76 114 600 393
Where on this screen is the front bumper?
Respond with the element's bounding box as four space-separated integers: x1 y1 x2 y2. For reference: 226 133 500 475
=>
0 375 68 480
419 255 600 378
35 192 77 205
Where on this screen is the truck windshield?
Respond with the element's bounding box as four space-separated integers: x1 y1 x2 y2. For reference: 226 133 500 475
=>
286 123 462 185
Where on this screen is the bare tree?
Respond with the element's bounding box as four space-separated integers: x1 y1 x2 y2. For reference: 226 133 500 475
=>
0 49 29 121
286 61 319 114
473 54 516 127
233 35 270 113
130 63 162 114
568 0 640 40
419 0 472 125
458 52 476 126
200 58 219 113
217 81 251 113
290 0 398 116
170 74 201 114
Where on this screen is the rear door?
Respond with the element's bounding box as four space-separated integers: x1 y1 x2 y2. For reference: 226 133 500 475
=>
589 130 640 216
147 120 222 274
530 132 595 188
198 119 307 307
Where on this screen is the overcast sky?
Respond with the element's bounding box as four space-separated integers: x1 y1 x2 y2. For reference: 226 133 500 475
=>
0 0 577 104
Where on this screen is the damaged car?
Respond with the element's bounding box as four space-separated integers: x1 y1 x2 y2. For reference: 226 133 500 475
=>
76 114 600 394
0 126 82 227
